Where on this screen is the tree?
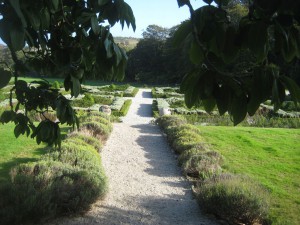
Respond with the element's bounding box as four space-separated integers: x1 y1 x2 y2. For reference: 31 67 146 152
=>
127 25 170 83
175 0 300 124
0 0 135 147
142 24 170 40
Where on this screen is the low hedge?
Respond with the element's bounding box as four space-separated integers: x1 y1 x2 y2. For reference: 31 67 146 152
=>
0 112 112 224
71 93 95 107
81 121 111 140
194 174 270 225
0 160 107 225
123 87 139 97
112 99 132 117
92 94 114 105
181 151 223 179
152 100 159 117
67 132 103 152
156 115 270 224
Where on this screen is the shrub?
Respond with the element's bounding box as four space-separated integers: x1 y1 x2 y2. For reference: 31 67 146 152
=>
181 151 223 179
152 100 159 117
67 131 103 152
110 97 125 111
178 145 209 165
81 111 111 120
81 121 111 139
156 115 187 131
165 124 201 138
71 93 95 108
109 84 116 90
152 87 164 98
1 160 107 225
156 98 170 109
81 115 112 131
171 131 204 154
52 81 61 89
82 115 111 126
44 141 103 172
194 174 270 225
123 86 139 97
92 94 114 105
112 99 132 117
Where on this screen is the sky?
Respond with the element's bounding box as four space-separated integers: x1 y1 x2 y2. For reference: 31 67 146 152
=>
0 0 204 45
110 0 204 38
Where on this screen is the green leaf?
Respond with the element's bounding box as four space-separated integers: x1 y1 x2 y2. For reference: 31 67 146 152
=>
91 16 100 35
0 111 16 123
113 43 122 65
230 94 248 126
247 21 268 62
0 68 12 88
51 0 59 11
173 20 192 46
189 40 204 65
40 8 50 30
203 0 213 4
0 20 11 46
181 70 202 108
272 79 281 111
10 23 25 51
10 0 27 27
222 26 238 64
73 68 84 80
215 85 231 116
214 0 230 6
177 0 189 7
98 0 110 6
202 98 216 112
280 76 300 106
71 76 81 98
14 124 23 138
247 66 273 116
104 39 113 58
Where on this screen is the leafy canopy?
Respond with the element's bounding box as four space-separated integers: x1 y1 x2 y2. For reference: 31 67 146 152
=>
0 0 135 147
176 0 300 125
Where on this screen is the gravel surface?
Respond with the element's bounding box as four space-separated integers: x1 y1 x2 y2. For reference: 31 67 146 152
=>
48 89 219 225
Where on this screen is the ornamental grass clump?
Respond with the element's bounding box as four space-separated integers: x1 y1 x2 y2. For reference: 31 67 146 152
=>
194 174 270 225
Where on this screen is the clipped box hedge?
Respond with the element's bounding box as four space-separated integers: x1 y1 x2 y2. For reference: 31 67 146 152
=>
123 86 139 97
112 99 132 117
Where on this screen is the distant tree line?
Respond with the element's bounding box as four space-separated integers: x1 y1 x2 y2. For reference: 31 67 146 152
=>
125 24 192 84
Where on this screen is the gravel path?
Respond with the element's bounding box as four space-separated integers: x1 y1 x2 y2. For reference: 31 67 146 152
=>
49 89 219 225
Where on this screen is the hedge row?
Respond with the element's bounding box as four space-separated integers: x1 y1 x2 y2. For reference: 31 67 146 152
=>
156 116 270 225
112 99 132 117
0 111 112 225
123 87 139 97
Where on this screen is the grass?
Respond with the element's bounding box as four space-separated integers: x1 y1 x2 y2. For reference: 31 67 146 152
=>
0 123 47 182
197 126 300 225
0 123 74 182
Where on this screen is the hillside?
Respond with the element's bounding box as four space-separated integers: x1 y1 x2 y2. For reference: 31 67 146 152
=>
114 37 140 51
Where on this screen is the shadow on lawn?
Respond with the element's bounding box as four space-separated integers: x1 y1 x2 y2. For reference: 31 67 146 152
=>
0 147 47 182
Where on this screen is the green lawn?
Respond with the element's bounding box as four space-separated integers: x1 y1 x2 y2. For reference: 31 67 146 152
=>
198 126 300 225
0 123 48 182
